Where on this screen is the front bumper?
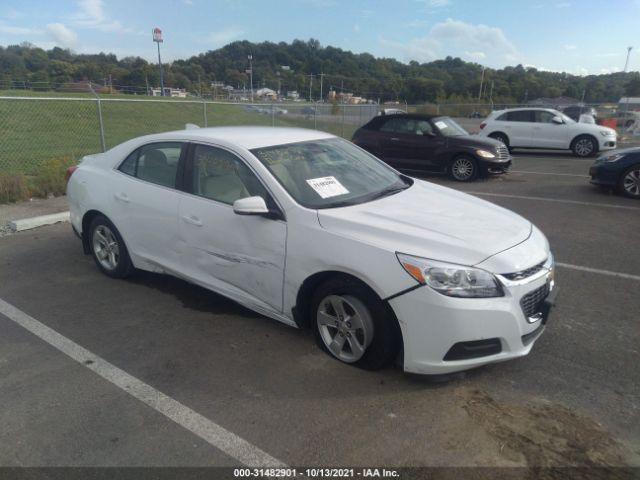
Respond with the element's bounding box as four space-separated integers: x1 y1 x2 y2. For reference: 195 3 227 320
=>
389 269 556 375
481 159 512 175
589 163 619 187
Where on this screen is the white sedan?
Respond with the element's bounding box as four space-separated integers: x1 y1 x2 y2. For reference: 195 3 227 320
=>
478 107 617 157
67 127 557 375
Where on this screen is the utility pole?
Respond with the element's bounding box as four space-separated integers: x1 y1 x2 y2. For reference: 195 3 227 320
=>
622 46 634 129
108 74 112 94
478 66 485 101
308 74 314 102
248 54 254 102
319 72 325 103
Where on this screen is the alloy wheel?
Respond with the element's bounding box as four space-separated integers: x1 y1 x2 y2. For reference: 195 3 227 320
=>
451 157 475 181
92 225 121 271
574 138 594 157
316 295 374 363
623 168 640 197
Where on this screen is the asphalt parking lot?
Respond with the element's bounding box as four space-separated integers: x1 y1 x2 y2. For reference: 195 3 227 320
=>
0 150 639 474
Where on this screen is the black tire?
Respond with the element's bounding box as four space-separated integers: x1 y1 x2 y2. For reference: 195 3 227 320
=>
89 215 133 278
448 155 478 182
310 277 401 370
618 164 640 199
489 132 510 148
571 135 598 157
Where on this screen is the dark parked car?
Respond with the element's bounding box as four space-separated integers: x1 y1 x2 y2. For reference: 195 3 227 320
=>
589 147 640 199
352 114 512 181
561 105 598 122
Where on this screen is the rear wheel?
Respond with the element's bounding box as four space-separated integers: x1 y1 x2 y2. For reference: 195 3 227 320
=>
618 165 640 199
572 135 597 157
89 215 133 278
449 155 478 182
311 277 400 370
489 132 509 148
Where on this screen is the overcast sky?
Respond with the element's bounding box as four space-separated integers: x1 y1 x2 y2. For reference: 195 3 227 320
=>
0 0 638 75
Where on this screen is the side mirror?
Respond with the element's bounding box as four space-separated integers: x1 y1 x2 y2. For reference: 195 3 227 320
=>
551 116 563 124
233 196 269 215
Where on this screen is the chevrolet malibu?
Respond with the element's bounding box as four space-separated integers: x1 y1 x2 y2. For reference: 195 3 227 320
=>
67 127 557 375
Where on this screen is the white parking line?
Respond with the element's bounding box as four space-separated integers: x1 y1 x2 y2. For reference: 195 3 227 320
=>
465 191 640 211
556 262 640 281
0 298 286 468
510 170 589 178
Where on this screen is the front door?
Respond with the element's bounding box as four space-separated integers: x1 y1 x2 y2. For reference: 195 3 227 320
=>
379 117 441 170
178 143 287 313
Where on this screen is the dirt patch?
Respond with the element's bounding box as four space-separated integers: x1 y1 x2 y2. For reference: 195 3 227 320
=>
457 387 629 470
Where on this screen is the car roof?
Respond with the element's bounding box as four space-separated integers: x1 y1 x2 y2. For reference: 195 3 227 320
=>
130 126 335 150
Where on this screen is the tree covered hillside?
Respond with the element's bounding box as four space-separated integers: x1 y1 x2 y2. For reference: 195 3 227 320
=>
1 39 639 103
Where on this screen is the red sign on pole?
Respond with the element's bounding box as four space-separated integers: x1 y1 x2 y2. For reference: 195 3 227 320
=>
152 27 163 43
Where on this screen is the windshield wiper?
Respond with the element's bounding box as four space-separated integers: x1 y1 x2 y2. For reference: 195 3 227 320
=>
368 183 411 201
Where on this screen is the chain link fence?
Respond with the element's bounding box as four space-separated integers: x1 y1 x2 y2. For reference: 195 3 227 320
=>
1 95 636 175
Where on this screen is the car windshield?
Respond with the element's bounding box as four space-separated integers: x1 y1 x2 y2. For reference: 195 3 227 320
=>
432 116 468 137
251 138 411 209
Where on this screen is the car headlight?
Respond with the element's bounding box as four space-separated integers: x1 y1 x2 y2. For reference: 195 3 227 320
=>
396 253 504 298
476 149 496 158
602 153 626 162
600 130 615 137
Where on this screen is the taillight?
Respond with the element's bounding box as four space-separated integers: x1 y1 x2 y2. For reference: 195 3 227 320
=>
479 122 486 130
66 165 78 181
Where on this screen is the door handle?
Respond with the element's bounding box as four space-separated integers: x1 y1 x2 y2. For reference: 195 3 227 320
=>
114 192 130 203
181 215 203 227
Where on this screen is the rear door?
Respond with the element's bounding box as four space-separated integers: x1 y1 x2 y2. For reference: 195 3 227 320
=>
113 142 186 273
501 110 535 147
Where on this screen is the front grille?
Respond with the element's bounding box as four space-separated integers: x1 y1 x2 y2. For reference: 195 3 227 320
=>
520 283 550 319
496 144 510 160
502 260 546 281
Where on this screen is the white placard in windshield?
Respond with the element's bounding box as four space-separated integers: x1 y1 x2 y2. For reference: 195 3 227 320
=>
435 121 448 129
306 176 350 199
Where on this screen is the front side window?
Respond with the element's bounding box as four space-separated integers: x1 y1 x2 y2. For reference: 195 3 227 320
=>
252 138 411 209
534 111 556 123
191 144 268 205
379 118 415 134
118 142 183 188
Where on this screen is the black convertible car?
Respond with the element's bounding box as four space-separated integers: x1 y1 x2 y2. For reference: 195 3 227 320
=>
352 114 511 182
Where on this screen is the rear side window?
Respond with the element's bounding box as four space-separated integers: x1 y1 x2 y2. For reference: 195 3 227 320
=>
118 142 183 188
505 111 534 122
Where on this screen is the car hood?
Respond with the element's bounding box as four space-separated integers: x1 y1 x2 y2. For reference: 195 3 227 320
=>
317 179 532 268
448 134 504 150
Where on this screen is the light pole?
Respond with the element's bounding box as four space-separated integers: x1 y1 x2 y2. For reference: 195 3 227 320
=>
152 27 165 96
248 54 253 102
624 46 633 73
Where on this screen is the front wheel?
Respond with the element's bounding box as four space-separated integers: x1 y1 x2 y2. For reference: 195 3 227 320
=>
311 278 400 370
618 165 640 199
449 155 478 182
89 215 133 278
572 135 597 157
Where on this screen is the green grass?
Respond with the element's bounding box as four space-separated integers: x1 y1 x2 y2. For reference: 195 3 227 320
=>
0 98 359 175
